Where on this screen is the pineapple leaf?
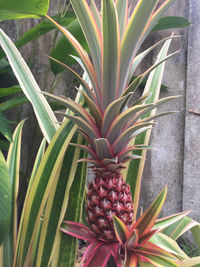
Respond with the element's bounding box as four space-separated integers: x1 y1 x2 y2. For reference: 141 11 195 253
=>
90 0 101 31
106 104 154 143
64 114 100 144
128 35 179 82
45 15 101 105
49 56 96 103
138 0 174 46
94 138 113 159
138 242 179 262
116 0 128 38
119 0 159 95
125 253 137 267
60 221 95 241
153 211 191 232
113 123 153 155
102 0 120 109
113 215 129 244
123 49 179 97
81 90 103 129
134 186 167 235
102 93 132 136
70 0 101 87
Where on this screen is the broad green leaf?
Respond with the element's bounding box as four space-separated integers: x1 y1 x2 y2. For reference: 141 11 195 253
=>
0 110 12 142
0 29 58 143
123 37 173 220
0 85 21 97
150 233 188 260
2 121 24 267
153 211 191 232
134 186 167 235
0 96 28 111
0 151 11 245
57 139 87 266
70 0 101 86
191 225 200 250
152 16 190 31
163 216 199 240
0 0 49 21
14 119 77 267
35 134 87 267
179 256 200 267
102 0 120 109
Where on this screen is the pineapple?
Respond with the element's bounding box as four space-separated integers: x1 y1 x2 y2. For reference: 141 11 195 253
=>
46 0 176 245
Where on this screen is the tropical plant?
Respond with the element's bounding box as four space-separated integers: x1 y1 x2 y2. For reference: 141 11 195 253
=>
0 0 199 267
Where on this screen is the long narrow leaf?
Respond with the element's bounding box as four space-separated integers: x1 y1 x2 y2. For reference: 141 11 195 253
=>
123 37 173 220
0 29 58 143
14 119 77 267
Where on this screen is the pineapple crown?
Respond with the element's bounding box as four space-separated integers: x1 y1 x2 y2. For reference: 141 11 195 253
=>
45 0 178 173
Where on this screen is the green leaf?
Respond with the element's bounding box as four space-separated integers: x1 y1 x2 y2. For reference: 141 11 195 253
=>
0 96 28 111
191 225 200 250
0 110 12 142
153 16 190 31
113 215 129 244
134 186 167 235
116 0 128 38
102 0 120 109
0 151 11 245
0 0 49 21
70 0 101 86
56 137 87 267
2 121 24 267
35 134 87 267
14 119 77 267
0 85 21 97
150 233 188 260
0 29 58 143
119 0 158 95
163 216 199 241
123 37 173 221
50 19 89 74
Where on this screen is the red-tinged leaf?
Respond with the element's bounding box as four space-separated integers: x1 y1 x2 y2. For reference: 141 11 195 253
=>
153 210 191 232
113 215 129 244
94 138 113 159
102 0 120 109
139 229 158 245
84 245 112 267
70 0 102 87
109 243 123 267
116 0 128 38
141 253 179 267
45 15 101 105
127 229 139 248
49 56 97 104
82 240 102 264
149 233 188 260
162 216 199 240
125 252 137 267
60 221 95 241
134 186 167 235
138 241 178 261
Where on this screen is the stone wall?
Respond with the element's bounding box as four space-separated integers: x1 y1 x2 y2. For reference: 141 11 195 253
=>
1 1 200 222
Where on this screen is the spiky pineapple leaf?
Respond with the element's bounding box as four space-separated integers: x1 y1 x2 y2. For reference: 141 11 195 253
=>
116 0 128 38
123 37 173 220
134 186 167 235
70 0 101 86
113 215 129 244
149 233 188 260
102 0 120 109
119 0 159 95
